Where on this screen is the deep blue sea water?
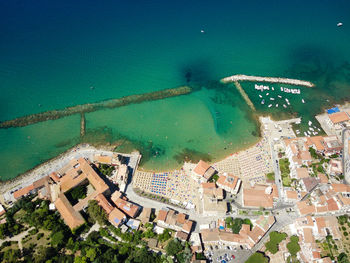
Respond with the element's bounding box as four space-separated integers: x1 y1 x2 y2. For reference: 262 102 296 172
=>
1 0 350 179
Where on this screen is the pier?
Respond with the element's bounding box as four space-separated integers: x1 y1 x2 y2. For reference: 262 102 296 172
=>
80 113 86 137
221 74 315 87
233 81 256 111
0 86 192 129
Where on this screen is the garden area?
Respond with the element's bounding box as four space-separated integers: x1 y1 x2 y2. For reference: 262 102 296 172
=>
246 251 269 263
99 164 115 177
224 217 253 234
65 184 88 205
279 158 292 187
265 231 287 254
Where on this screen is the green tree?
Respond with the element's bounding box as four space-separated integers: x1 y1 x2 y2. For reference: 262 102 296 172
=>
265 231 287 254
287 235 301 256
246 252 269 263
166 238 184 256
86 247 99 261
51 231 65 247
87 200 108 225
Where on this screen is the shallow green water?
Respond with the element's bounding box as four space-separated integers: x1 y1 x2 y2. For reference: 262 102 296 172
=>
1 0 350 179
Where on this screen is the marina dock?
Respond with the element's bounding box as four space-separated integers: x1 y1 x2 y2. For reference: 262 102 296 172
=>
221 74 315 88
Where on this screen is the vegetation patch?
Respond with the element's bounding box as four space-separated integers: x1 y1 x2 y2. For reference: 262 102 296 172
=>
225 217 252 234
246 251 269 263
265 231 288 254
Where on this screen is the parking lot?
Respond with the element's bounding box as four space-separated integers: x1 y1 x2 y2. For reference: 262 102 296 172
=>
204 246 252 263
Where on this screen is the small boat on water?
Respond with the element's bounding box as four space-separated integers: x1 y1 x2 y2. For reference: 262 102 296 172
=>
272 87 274 91
270 98 275 100
261 99 265 104
268 104 272 108
201 29 205 33
283 104 287 108
276 104 279 107
308 121 312 125
304 132 308 136
302 99 305 103
278 95 282 98
266 93 269 96
318 128 321 131
337 22 343 27
259 95 262 98
280 87 283 91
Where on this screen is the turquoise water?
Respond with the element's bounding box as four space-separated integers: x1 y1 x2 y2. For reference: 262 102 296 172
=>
1 0 350 179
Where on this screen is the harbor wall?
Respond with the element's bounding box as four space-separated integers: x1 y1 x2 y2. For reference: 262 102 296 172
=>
221 74 315 87
0 86 192 129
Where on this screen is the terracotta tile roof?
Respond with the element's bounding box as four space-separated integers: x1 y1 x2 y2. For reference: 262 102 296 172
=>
316 205 328 213
176 213 186 225
157 209 168 222
248 226 265 243
301 177 319 192
95 155 112 164
217 174 240 190
319 257 332 263
200 228 220 242
299 151 312 161
337 195 350 206
182 220 193 233
201 182 216 189
313 251 321 259
108 207 126 227
54 193 85 230
80 158 109 194
318 173 328 184
328 112 350 124
139 207 152 222
50 172 61 183
286 190 298 200
303 228 315 243
297 201 316 215
296 168 309 179
331 183 350 193
113 197 140 218
175 230 189 241
326 198 339 211
13 184 35 199
316 217 326 234
194 160 210 176
95 193 114 215
243 187 274 208
306 136 326 151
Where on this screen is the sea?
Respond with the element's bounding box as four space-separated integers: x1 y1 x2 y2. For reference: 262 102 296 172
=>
1 0 350 180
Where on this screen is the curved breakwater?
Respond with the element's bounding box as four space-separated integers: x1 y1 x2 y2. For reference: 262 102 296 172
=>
221 74 315 87
0 86 192 129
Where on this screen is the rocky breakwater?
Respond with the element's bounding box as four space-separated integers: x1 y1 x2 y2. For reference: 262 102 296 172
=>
221 74 315 87
0 86 192 129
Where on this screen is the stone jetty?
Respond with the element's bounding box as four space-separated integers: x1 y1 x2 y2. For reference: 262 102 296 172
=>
233 81 256 111
0 86 192 129
221 74 315 87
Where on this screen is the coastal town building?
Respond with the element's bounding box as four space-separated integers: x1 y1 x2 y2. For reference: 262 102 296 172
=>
306 135 342 157
284 138 312 177
216 173 242 195
192 160 217 183
242 184 278 209
112 195 141 218
199 183 227 216
155 208 193 237
200 216 275 250
138 207 152 223
12 176 51 201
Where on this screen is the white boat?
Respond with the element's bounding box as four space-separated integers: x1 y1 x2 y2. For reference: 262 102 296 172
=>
259 95 262 98
280 87 283 91
278 95 282 98
272 87 274 91
308 121 312 125
304 132 308 136
337 22 343 27
302 99 305 103
201 29 205 33
266 93 269 96
283 104 287 108
270 98 275 100
261 99 265 104
310 127 314 131
268 104 272 108
276 104 279 107
315 132 318 135
318 128 321 131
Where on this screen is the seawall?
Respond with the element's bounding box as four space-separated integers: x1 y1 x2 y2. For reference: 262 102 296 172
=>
0 86 192 129
221 74 315 87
